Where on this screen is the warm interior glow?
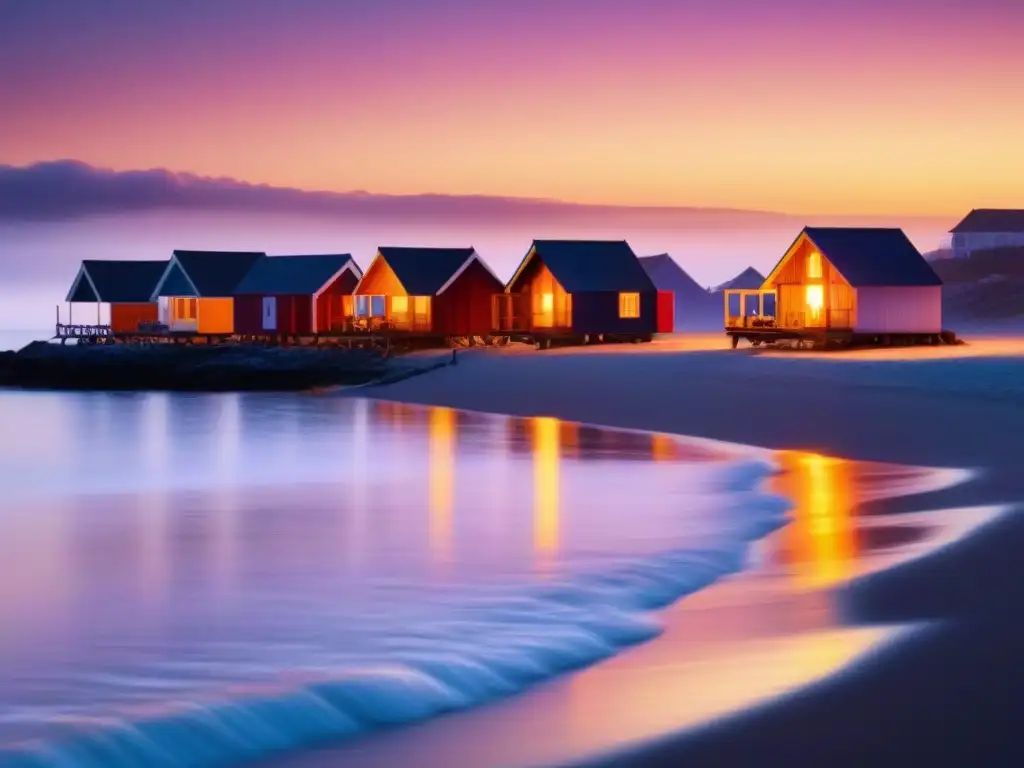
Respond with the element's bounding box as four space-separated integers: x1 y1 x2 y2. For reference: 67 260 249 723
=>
173 297 197 321
805 284 824 315
532 416 561 564
540 293 554 313
618 292 640 319
807 251 822 279
390 295 408 314
428 406 456 565
413 296 430 316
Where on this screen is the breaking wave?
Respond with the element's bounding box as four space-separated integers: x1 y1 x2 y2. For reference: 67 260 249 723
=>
0 459 789 768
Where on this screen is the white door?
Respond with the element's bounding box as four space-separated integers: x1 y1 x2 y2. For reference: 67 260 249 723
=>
262 297 277 331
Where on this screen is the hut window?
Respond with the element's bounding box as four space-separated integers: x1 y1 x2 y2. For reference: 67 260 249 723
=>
391 295 409 315
540 293 554 313
807 251 822 279
619 292 640 319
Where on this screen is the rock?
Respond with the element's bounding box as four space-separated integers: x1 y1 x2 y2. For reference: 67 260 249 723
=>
0 342 399 391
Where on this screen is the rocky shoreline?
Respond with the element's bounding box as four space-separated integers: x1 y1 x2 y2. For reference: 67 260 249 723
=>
0 341 445 391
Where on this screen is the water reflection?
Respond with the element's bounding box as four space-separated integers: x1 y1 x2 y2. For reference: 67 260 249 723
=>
531 417 561 566
429 406 456 565
0 391 984 768
502 419 722 465
770 451 858 589
651 433 678 462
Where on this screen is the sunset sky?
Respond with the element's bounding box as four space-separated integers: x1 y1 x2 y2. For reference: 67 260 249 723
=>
3 0 1022 217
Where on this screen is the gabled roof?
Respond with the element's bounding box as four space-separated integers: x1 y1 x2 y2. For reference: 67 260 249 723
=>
66 259 168 303
950 209 1024 234
152 250 265 298
509 240 655 293
363 247 500 295
640 254 710 298
767 227 941 288
234 254 361 295
713 267 766 292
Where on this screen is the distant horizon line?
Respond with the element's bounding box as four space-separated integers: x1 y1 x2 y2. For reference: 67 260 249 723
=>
0 158 961 224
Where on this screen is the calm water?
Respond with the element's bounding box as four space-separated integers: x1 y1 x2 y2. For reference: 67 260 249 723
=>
0 392 787 767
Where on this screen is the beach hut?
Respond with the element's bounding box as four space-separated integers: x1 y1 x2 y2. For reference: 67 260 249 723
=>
352 247 504 336
724 227 943 344
232 254 362 335
150 250 265 333
64 260 168 333
497 240 658 341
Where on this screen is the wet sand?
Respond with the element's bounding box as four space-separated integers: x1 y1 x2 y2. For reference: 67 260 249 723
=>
276 451 999 768
272 332 1024 767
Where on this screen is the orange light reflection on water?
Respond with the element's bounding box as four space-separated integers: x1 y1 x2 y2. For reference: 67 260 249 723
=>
651 434 677 462
428 406 456 566
771 450 858 590
531 416 561 568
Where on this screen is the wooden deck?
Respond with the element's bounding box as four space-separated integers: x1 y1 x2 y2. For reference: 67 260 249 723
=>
726 326 957 350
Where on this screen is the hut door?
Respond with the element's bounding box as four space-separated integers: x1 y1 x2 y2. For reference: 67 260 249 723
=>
262 297 277 331
805 285 825 327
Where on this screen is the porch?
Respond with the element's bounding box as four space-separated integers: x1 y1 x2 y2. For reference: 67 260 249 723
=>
492 293 573 333
724 288 853 331
348 294 433 333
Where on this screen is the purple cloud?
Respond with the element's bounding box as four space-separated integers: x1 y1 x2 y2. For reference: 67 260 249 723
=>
0 160 792 227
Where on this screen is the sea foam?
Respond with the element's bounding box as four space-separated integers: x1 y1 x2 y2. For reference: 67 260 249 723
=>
0 459 788 768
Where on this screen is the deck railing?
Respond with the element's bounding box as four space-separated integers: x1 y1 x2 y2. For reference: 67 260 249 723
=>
338 315 433 333
54 323 113 339
724 289 778 329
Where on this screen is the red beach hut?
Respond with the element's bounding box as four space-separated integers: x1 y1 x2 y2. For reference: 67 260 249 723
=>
352 247 504 336
233 254 362 335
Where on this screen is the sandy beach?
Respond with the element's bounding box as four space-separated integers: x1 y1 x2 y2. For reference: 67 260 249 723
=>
275 331 1024 767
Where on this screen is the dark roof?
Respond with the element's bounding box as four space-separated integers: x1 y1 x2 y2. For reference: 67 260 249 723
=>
801 227 941 287
640 254 709 298
375 247 478 295
234 254 359 295
67 259 167 303
519 240 655 293
950 209 1024 233
159 250 266 297
713 267 766 292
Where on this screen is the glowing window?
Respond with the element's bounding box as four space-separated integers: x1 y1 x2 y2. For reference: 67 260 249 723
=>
619 292 640 319
805 284 824 317
174 298 197 320
414 296 430 316
391 295 408 314
540 293 554 312
807 251 822 279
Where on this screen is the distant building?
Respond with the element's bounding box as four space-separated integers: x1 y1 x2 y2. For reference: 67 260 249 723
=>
639 253 717 330
713 267 766 293
949 209 1024 258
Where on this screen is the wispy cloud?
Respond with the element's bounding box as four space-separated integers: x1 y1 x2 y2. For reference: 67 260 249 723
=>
0 160 795 227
